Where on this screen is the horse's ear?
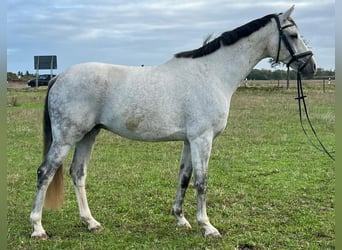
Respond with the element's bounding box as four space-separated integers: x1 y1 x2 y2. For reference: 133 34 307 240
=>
280 5 295 23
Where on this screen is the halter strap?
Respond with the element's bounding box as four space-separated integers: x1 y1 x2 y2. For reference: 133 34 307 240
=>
273 16 283 64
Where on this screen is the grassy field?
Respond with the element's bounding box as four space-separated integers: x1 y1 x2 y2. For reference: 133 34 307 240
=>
7 82 335 249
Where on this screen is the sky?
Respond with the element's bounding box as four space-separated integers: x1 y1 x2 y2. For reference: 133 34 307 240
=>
7 0 335 74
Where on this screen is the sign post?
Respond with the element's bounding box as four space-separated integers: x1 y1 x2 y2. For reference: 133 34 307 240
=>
34 55 57 88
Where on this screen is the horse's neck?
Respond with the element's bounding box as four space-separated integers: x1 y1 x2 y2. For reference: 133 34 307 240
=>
212 27 272 92
197 22 274 94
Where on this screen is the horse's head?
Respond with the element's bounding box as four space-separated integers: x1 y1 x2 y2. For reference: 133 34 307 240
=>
270 5 317 75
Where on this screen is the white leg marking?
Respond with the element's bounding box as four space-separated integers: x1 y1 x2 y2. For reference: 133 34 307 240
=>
75 185 102 231
30 190 48 239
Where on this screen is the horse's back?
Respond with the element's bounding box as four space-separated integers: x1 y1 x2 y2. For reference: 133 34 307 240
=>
48 62 189 141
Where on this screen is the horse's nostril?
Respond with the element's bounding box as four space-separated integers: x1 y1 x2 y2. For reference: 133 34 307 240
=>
313 63 317 74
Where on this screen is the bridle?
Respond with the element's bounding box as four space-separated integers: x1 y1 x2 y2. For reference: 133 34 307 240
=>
272 14 335 161
272 14 313 72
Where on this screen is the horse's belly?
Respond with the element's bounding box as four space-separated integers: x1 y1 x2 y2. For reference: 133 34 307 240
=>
98 107 186 141
104 122 186 142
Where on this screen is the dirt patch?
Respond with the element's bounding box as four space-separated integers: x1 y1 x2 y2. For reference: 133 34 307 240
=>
7 81 31 89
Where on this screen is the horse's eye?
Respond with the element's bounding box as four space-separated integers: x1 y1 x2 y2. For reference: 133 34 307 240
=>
290 34 298 39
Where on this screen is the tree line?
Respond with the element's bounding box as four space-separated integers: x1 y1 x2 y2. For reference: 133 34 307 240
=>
7 67 335 82
7 71 35 81
247 68 335 80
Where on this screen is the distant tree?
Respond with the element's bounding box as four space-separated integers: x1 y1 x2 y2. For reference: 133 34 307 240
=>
247 68 313 80
271 70 284 80
247 69 267 80
7 72 18 81
314 68 335 79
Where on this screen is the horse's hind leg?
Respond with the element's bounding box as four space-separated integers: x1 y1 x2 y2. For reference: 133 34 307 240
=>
30 143 71 239
172 141 193 229
69 127 102 232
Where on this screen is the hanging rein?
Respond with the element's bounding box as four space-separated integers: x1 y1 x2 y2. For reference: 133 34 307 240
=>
272 15 335 161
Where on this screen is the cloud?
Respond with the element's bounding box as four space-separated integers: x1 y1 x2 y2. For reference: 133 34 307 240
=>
7 0 335 72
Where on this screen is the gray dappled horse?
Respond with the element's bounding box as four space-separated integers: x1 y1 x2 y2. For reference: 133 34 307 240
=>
30 6 316 239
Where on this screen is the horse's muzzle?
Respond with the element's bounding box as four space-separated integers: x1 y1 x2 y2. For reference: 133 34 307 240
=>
300 55 317 75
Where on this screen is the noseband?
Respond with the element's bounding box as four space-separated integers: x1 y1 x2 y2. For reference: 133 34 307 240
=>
273 14 313 72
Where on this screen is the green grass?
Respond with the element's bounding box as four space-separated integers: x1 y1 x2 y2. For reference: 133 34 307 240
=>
7 82 335 249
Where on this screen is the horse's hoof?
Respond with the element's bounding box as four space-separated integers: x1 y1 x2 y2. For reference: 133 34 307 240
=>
178 221 192 229
31 232 49 240
89 225 103 233
184 222 192 230
205 230 221 238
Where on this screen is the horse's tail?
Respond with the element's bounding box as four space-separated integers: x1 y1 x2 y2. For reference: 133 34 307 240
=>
43 76 64 210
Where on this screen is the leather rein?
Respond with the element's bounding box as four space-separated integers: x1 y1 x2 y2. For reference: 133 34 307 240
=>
272 14 335 161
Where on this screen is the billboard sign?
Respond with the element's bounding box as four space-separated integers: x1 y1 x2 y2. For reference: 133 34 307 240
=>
34 55 57 70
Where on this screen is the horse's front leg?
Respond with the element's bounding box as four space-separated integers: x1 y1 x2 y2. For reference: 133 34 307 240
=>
191 135 221 237
172 141 192 229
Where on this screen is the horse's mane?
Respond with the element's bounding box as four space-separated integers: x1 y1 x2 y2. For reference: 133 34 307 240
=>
175 14 278 59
